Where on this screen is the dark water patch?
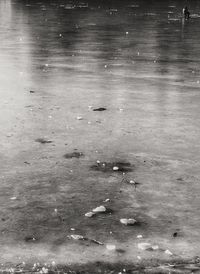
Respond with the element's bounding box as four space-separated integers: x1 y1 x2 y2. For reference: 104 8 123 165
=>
90 161 133 173
93 107 107 111
64 152 84 159
35 138 53 144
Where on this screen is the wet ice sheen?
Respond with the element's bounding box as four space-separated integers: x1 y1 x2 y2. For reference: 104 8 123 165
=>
0 0 200 268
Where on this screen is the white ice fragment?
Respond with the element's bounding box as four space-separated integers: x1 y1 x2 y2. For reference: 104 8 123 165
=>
48 115 52 119
10 197 17 200
138 242 151 250
54 209 58 213
165 249 173 256
137 235 143 239
120 218 137 225
88 106 93 109
92 205 106 213
70 228 75 231
96 160 101 164
126 31 129 35
51 261 56 266
137 52 140 56
104 65 107 68
129 180 136 184
137 256 141 260
85 211 96 217
106 244 116 251
76 116 83 120
119 108 124 112
45 64 49 67
113 166 119 171
197 80 200 84
151 245 159 250
104 198 110 202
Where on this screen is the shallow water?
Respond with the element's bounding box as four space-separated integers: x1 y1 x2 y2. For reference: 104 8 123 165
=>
0 0 200 266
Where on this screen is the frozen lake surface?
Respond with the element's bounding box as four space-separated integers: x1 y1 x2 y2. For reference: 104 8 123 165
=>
0 0 200 270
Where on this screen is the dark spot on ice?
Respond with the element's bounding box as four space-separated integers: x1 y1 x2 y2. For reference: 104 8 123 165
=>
173 232 178 237
177 177 184 181
29 90 35 93
90 161 133 173
93 107 107 111
35 138 53 144
116 248 126 253
64 152 84 159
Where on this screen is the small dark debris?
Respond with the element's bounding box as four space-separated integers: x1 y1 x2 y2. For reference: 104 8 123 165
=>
64 152 84 159
24 161 30 165
93 107 107 111
90 161 133 173
173 232 178 237
35 138 53 144
24 236 36 242
29 90 35 93
177 177 184 181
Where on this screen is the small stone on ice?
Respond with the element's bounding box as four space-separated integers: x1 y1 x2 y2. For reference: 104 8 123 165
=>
106 244 116 251
165 249 173 256
113 166 119 171
92 205 106 213
120 218 137 225
70 234 84 240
